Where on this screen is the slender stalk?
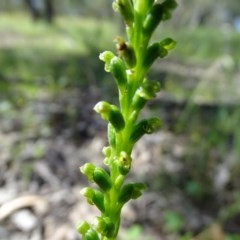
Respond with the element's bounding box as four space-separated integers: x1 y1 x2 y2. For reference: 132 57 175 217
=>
77 1 177 239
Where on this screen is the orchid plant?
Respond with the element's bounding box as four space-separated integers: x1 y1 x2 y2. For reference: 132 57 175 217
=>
77 1 177 239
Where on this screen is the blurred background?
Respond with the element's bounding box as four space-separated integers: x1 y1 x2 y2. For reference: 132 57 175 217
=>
0 0 240 239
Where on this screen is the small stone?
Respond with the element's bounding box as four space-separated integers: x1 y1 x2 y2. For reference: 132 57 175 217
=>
11 209 38 232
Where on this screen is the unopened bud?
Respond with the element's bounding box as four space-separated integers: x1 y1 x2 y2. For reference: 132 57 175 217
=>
143 42 167 70
118 182 146 204
83 228 100 240
77 221 90 235
162 0 178 11
94 217 115 238
133 80 160 110
108 106 125 132
81 188 105 213
110 56 127 88
102 146 112 166
113 0 134 26
93 167 112 191
159 38 176 51
93 101 112 121
99 51 115 72
81 187 95 205
143 4 165 36
143 0 177 37
92 189 105 213
130 117 162 143
80 163 96 182
102 146 112 157
94 102 125 132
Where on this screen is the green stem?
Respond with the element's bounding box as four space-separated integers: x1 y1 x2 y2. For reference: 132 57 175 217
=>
78 1 177 239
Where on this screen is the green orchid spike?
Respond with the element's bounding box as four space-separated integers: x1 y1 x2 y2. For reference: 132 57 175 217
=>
79 0 177 239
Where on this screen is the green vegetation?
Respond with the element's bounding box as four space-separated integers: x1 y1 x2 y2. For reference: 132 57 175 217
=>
78 1 177 239
1 2 240 239
0 13 117 106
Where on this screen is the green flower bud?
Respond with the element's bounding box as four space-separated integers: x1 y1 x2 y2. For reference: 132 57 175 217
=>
83 229 100 240
143 4 165 36
130 117 162 143
81 187 95 205
102 146 112 165
115 36 136 68
132 92 147 111
108 106 125 132
99 51 115 72
80 188 105 213
131 183 146 199
93 101 111 121
159 38 177 51
77 221 90 235
162 0 178 11
118 183 133 204
94 217 115 238
93 167 112 191
103 157 109 165
139 80 161 99
143 0 177 36
102 146 112 157
80 163 96 182
117 151 132 175
109 56 127 88
94 102 125 132
143 42 168 70
132 80 160 110
92 189 105 213
113 0 134 26
118 182 146 204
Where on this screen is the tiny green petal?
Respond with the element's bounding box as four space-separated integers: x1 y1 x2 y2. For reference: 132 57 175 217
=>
94 101 125 132
80 187 95 205
81 187 105 213
77 221 90 235
80 163 96 182
93 101 111 120
99 51 115 72
160 38 177 51
117 151 132 175
102 146 112 157
132 80 160 110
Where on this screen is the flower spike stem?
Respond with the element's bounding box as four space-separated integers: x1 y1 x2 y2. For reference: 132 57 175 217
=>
78 1 177 239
